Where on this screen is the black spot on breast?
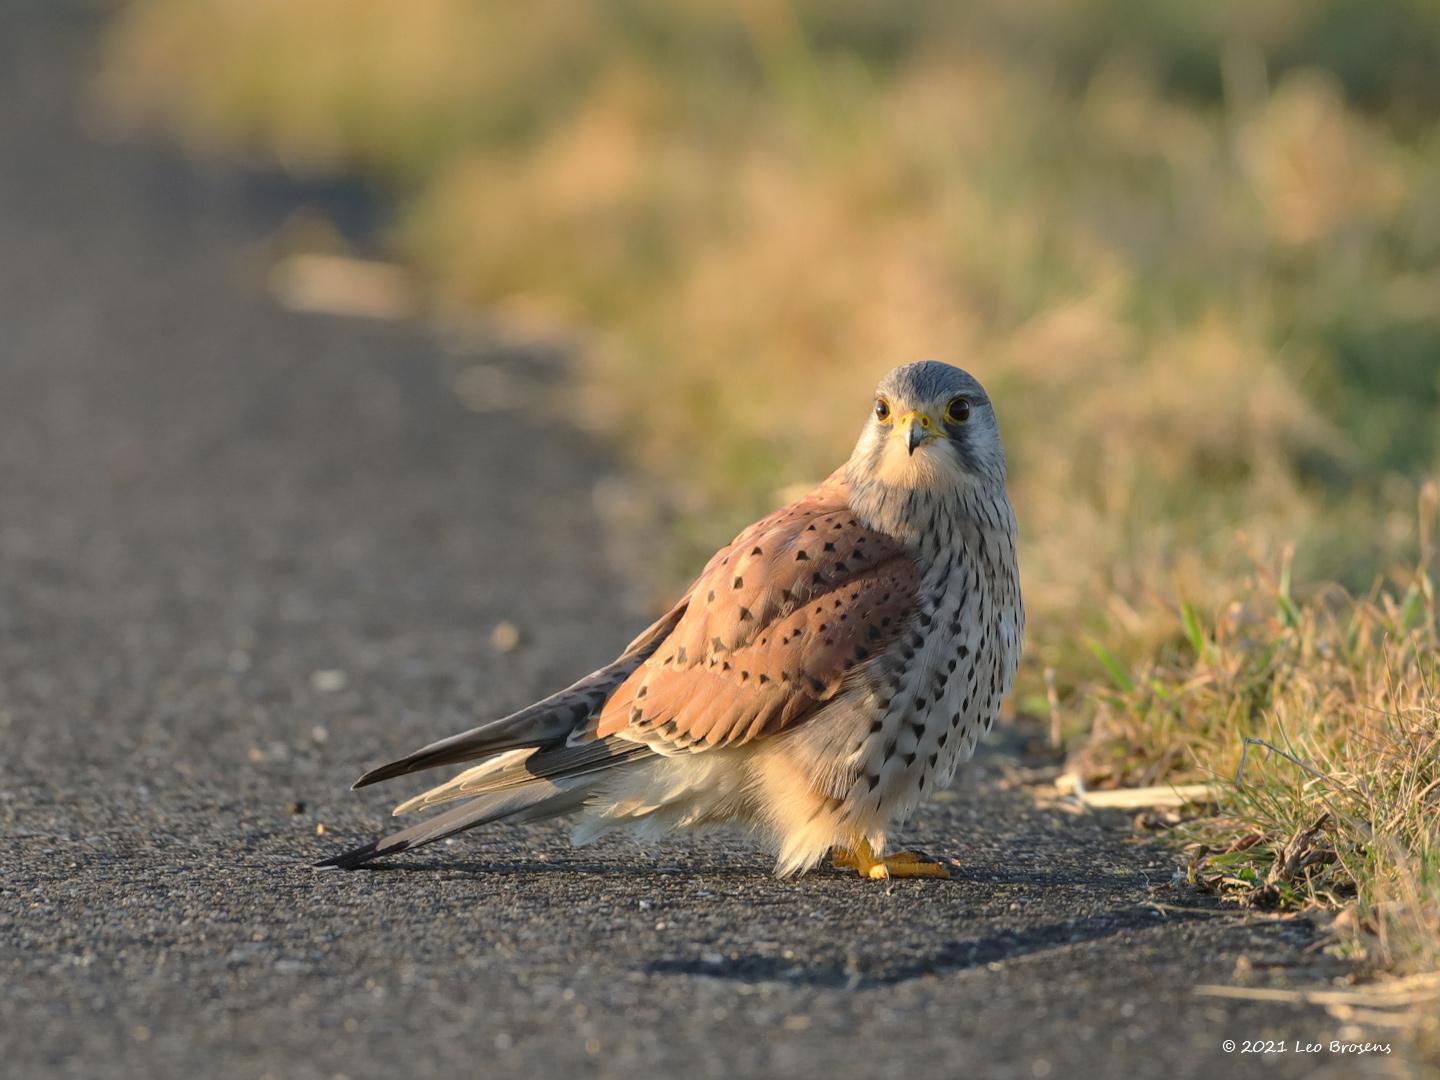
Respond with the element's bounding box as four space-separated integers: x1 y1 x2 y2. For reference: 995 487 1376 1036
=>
823 541 836 552
636 686 648 699
751 546 763 556
733 576 744 590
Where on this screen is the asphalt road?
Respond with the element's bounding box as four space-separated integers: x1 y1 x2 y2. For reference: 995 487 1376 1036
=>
0 6 1415 1079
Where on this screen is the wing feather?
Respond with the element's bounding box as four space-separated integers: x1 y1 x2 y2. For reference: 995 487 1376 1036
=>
597 474 919 751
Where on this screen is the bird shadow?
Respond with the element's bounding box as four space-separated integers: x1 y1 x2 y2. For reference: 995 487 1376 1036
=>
646 904 1219 990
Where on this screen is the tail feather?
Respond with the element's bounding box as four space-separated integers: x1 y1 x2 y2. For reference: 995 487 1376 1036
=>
317 738 656 870
391 748 540 815
314 783 579 870
392 740 651 815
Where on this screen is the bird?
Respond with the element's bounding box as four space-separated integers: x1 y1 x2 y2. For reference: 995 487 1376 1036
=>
318 360 1023 879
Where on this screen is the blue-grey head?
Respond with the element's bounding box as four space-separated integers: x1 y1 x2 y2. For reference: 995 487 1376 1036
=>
846 361 1007 500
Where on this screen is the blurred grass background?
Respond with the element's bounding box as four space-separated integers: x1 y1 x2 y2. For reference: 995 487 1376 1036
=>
96 0 1439 970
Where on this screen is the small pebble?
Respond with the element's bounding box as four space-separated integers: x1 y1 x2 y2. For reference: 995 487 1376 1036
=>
311 669 348 693
490 621 521 653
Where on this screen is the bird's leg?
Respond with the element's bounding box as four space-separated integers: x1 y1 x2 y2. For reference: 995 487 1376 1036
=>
830 838 954 880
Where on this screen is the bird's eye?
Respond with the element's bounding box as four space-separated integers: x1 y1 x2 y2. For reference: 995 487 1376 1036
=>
874 398 891 422
945 396 971 424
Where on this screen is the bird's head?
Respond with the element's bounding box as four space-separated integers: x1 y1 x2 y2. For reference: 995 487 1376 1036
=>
846 361 1006 497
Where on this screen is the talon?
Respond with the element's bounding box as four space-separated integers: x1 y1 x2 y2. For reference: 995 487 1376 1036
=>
835 839 955 881
884 857 951 879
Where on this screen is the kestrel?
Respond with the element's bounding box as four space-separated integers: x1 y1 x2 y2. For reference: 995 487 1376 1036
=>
319 361 1023 879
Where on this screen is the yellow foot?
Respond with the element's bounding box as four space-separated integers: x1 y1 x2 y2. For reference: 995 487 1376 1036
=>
830 840 957 880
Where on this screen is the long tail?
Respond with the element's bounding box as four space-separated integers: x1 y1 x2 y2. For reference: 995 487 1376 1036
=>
319 605 687 869
315 783 581 870
315 738 654 869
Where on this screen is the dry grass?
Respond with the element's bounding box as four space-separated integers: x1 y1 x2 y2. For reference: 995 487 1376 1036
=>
95 0 1440 974
1074 486 1440 973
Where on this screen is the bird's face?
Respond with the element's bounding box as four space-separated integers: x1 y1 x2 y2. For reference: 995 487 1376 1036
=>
849 361 1005 494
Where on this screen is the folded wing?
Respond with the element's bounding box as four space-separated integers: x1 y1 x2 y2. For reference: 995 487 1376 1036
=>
598 474 919 751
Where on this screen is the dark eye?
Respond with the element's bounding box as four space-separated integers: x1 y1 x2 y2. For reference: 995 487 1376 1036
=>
874 398 891 422
945 396 971 424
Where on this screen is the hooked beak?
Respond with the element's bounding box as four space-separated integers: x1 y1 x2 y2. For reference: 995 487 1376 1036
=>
899 411 939 456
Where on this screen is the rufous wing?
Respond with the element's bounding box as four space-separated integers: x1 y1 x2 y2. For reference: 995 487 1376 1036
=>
597 474 919 751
